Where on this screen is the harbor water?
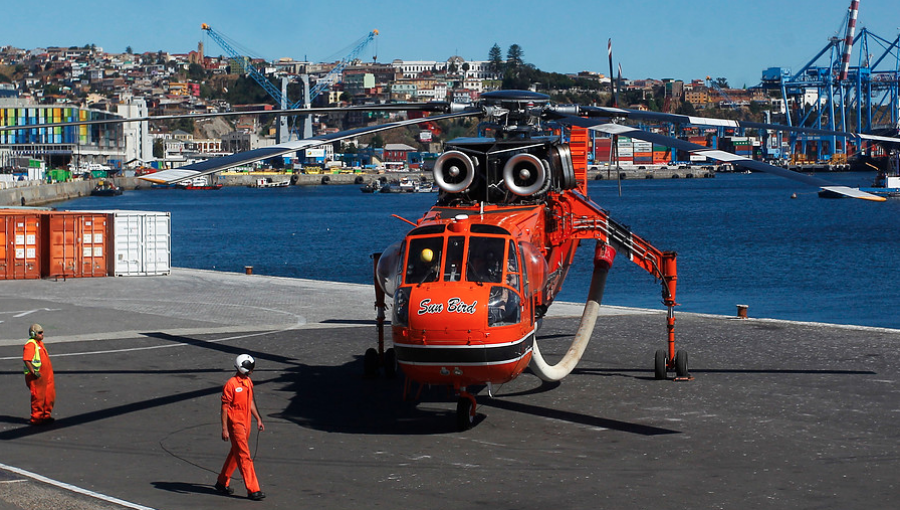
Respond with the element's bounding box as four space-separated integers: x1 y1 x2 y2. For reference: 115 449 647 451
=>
57 172 900 329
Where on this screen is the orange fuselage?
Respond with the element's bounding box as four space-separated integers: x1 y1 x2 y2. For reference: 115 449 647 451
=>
389 204 551 388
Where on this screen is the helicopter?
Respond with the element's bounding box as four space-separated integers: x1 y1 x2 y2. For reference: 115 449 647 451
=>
2 89 893 430
127 89 891 430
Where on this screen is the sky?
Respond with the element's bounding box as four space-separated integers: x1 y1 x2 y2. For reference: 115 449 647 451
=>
4 0 898 88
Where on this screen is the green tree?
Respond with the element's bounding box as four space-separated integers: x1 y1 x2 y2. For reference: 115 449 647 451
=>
715 77 729 89
488 44 503 75
506 44 524 68
371 133 385 149
187 63 206 81
153 139 165 158
126 46 133 55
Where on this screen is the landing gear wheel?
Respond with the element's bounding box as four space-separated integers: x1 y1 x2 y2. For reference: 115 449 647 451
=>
674 349 689 378
654 349 668 380
363 348 379 378
383 348 397 379
456 397 475 431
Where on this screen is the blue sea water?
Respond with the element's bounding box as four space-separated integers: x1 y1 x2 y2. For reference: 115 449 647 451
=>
58 172 900 329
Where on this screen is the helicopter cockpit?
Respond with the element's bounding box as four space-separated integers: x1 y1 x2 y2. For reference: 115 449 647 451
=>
376 219 547 330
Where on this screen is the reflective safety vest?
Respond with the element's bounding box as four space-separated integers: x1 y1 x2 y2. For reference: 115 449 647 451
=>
24 338 42 375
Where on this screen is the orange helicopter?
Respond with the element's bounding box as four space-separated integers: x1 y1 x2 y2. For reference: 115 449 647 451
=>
4 89 891 431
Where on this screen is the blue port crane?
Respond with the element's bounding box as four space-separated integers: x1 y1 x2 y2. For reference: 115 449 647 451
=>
201 24 378 109
755 1 899 164
201 24 287 107
306 30 379 106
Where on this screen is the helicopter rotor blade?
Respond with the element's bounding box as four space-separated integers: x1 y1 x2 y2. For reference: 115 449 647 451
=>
140 108 482 184
551 114 886 202
569 105 900 144
0 102 453 133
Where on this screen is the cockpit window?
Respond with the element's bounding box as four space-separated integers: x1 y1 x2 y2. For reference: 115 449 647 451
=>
444 236 465 282
409 225 446 236
488 285 521 327
470 224 510 235
466 236 505 283
406 237 444 284
506 239 521 292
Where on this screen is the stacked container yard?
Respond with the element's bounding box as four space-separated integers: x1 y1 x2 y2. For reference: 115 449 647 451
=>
633 140 653 165
617 137 633 165
652 144 671 165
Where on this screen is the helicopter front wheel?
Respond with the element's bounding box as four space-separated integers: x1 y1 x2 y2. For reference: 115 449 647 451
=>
456 390 476 431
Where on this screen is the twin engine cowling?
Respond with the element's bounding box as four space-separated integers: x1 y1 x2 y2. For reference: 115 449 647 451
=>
432 140 576 201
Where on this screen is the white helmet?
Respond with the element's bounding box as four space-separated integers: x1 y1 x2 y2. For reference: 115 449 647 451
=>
234 354 256 375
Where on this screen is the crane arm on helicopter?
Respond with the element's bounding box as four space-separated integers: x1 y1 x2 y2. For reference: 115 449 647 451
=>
528 190 679 383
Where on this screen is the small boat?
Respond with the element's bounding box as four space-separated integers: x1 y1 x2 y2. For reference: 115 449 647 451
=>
820 159 900 199
380 182 405 193
90 180 123 196
360 182 380 193
415 181 438 193
859 173 900 198
181 177 223 190
250 178 290 188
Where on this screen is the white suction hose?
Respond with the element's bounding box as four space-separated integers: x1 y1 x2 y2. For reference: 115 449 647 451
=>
530 244 612 382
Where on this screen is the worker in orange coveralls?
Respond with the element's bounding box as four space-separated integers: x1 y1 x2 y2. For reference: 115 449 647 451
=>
215 354 266 501
23 324 55 425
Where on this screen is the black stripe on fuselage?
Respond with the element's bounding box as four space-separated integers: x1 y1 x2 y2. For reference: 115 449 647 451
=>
395 331 534 366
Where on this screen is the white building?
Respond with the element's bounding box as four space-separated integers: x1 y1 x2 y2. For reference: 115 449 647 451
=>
391 57 499 81
116 96 153 165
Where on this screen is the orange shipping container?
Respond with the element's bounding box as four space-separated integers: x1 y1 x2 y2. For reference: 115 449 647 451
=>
0 213 42 280
43 212 109 278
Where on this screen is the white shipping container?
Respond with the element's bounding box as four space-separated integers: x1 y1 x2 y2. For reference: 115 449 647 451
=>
111 211 171 276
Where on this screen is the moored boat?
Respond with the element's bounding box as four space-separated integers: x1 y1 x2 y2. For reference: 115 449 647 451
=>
90 180 123 196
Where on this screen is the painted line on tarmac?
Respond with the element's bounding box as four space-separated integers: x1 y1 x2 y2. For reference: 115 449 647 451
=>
0 326 297 360
0 461 157 510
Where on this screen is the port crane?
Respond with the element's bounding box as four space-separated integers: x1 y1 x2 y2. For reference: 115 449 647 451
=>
756 0 900 165
202 24 378 139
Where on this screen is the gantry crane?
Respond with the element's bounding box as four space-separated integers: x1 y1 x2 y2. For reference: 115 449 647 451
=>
756 0 900 164
201 24 378 139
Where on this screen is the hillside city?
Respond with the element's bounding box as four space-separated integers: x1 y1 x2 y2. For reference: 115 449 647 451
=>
0 42 778 174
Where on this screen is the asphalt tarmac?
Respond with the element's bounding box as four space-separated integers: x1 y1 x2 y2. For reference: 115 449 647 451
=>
1 269 898 509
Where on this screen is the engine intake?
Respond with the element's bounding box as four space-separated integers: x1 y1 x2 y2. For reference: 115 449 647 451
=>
434 150 476 193
503 153 548 196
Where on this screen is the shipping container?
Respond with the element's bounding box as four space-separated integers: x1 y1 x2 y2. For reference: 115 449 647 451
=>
43 212 109 278
106 211 171 276
0 212 42 280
